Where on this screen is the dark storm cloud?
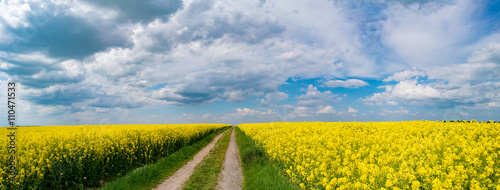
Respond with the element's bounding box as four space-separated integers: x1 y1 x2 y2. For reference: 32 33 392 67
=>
26 86 95 106
0 53 84 89
0 57 54 76
17 74 83 89
4 14 128 59
0 0 183 60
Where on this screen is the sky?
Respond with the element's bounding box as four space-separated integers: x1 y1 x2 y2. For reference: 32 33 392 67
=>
0 0 499 126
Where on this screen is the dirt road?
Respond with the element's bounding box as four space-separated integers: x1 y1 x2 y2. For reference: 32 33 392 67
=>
216 128 243 190
153 131 226 190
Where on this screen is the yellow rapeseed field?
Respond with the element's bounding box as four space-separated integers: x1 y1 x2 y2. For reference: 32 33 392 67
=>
239 121 500 190
0 123 228 189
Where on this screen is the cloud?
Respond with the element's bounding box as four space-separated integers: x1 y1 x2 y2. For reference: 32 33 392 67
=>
285 85 341 117
380 0 480 68
260 91 289 106
383 68 426 82
235 108 275 116
218 108 277 123
0 51 58 77
389 80 441 100
83 0 183 23
23 84 96 106
316 105 336 114
297 85 340 107
174 113 215 122
87 96 142 109
363 79 446 107
336 106 359 116
201 113 213 120
0 0 32 29
0 0 378 110
149 46 285 105
380 107 410 116
426 42 500 84
1 0 499 125
364 42 500 109
290 106 311 117
324 79 368 88
0 1 130 59
347 106 358 113
15 59 84 88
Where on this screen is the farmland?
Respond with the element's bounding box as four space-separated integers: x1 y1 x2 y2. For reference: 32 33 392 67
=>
0 124 229 189
239 121 500 189
2 121 499 190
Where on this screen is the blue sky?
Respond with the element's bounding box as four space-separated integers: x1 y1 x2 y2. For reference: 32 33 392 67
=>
0 0 499 126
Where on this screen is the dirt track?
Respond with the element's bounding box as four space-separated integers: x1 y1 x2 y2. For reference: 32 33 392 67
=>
153 132 225 190
216 128 243 190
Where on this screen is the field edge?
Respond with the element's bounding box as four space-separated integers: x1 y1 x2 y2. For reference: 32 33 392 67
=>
182 128 232 190
99 126 231 190
234 127 300 190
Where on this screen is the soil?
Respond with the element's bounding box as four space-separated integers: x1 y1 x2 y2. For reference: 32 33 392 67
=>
216 128 243 190
153 132 226 190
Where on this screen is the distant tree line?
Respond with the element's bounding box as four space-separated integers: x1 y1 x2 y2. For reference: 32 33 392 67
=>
442 120 499 123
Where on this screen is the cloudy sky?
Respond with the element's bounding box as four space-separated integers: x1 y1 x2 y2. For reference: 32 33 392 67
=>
0 0 499 126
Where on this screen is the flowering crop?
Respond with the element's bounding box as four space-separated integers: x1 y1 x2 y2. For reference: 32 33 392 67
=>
0 124 228 189
239 121 500 190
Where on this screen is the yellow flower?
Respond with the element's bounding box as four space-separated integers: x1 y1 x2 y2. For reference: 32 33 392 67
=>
411 180 421 190
239 121 500 189
0 123 229 187
386 179 393 187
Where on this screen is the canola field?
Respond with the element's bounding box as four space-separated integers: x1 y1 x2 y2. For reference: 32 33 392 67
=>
239 121 500 190
0 124 228 189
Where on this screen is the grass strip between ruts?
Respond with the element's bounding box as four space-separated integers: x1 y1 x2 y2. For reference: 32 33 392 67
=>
235 127 301 190
99 126 231 190
182 128 232 190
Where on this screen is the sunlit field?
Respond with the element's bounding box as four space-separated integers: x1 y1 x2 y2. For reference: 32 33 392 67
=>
239 121 500 189
0 124 228 189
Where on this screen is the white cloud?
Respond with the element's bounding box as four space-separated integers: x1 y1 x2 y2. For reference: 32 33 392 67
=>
364 43 500 109
201 113 213 120
84 47 151 79
284 85 344 116
324 79 368 88
381 0 478 68
316 105 336 114
61 0 119 21
426 42 500 84
235 108 275 116
1 0 499 125
336 106 359 116
390 80 441 100
363 80 441 106
173 113 216 123
347 106 358 113
383 68 426 82
0 0 32 29
380 107 410 116
297 85 340 107
217 107 279 124
290 106 311 117
1 0 379 113
260 91 289 106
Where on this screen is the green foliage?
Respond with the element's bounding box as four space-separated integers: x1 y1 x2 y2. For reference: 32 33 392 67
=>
182 129 232 190
100 127 230 190
234 127 300 190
